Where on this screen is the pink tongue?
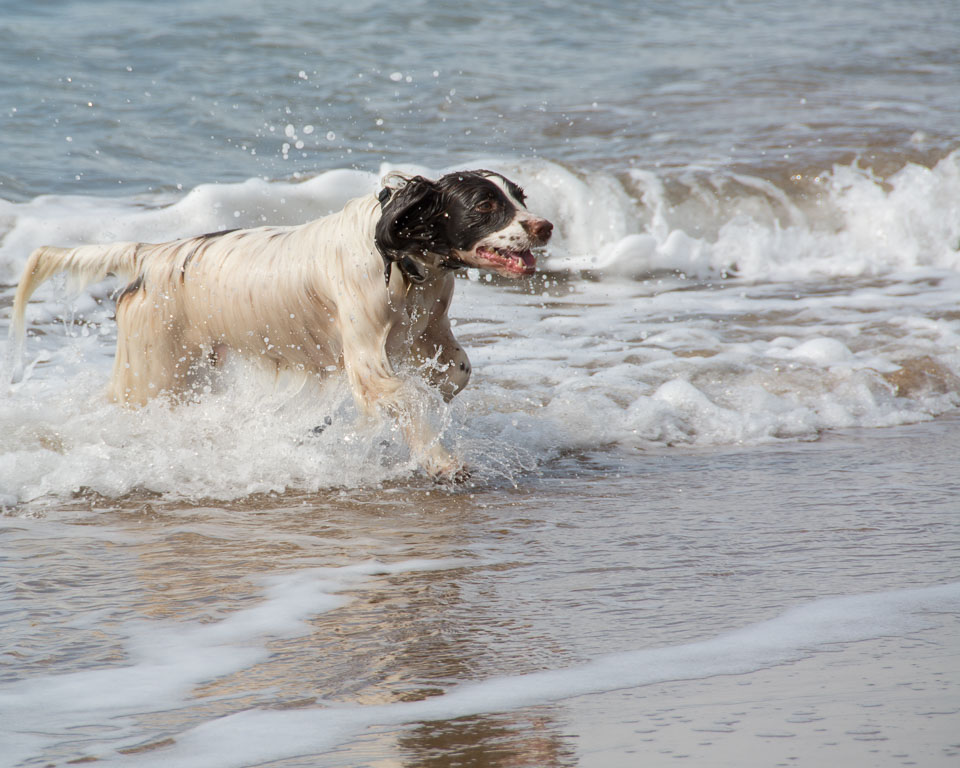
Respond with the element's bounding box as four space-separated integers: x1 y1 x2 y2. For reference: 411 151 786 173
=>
479 246 536 269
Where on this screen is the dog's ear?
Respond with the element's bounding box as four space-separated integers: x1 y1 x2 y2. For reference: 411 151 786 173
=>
375 175 449 283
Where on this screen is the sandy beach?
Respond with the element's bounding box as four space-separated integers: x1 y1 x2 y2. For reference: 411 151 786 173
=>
572 628 960 767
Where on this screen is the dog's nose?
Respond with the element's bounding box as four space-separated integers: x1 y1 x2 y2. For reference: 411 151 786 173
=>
522 217 553 243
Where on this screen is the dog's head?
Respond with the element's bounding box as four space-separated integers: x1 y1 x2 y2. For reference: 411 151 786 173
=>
375 170 553 283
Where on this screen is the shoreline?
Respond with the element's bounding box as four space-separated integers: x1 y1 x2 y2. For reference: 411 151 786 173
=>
572 623 960 767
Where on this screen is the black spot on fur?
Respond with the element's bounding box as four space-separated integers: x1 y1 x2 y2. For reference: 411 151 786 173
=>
116 274 145 303
180 246 200 281
194 228 240 240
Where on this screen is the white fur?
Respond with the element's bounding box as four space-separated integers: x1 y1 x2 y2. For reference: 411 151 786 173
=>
11 194 474 479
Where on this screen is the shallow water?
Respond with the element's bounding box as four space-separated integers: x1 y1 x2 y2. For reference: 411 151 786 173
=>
3 1 960 765
2 420 959 766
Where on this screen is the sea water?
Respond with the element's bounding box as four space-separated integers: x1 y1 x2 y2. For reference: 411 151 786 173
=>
1 1 959 766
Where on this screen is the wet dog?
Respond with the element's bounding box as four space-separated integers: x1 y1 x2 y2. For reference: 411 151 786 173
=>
11 170 553 480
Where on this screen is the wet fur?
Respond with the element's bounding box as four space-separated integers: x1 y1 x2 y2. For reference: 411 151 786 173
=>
11 171 552 479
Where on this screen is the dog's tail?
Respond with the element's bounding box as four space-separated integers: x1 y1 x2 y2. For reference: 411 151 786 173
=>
8 241 144 379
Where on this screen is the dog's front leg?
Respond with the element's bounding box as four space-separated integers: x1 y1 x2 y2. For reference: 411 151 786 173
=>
340 317 464 481
410 296 472 403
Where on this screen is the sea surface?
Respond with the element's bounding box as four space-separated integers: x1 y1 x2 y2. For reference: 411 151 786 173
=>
1 1 959 766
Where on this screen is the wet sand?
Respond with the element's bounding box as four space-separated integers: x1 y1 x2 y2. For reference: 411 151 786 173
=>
3 416 960 766
571 628 960 767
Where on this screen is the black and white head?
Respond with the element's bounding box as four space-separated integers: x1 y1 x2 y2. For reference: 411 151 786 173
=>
375 170 553 283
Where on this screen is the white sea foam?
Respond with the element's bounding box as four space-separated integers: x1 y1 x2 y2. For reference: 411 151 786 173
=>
548 151 960 279
4 575 947 767
3 154 960 503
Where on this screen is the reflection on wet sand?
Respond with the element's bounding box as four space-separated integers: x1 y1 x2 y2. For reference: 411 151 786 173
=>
7 414 960 766
399 710 577 768
66 486 579 764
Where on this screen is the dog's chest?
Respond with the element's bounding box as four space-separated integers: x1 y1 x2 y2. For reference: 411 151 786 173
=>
401 293 440 338
383 278 449 350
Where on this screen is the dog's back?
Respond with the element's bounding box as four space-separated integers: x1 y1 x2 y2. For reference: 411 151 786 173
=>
10 195 390 402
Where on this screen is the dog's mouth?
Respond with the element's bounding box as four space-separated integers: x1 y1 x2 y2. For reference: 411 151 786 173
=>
471 245 537 276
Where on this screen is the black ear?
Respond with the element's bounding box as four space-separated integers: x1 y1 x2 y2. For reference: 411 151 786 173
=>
375 176 449 283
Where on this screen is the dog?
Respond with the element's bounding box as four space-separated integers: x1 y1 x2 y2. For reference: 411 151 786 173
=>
11 170 553 480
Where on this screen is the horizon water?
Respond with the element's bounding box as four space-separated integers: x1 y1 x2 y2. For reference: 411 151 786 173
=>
2 1 960 766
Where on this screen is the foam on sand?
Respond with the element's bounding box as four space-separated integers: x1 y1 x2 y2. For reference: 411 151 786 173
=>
62 579 960 766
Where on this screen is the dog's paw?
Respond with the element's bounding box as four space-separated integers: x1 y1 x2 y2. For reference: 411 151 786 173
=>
423 456 471 485
435 464 472 485
420 443 471 485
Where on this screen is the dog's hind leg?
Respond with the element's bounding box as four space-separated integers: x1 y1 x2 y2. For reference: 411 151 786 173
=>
109 280 193 405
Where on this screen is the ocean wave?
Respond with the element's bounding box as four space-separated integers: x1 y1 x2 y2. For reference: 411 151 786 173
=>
2 150 958 287
3 152 960 503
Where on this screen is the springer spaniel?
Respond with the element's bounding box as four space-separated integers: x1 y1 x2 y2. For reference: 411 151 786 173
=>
11 170 553 481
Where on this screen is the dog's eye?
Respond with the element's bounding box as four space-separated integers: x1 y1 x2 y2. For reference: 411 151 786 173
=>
476 200 497 213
